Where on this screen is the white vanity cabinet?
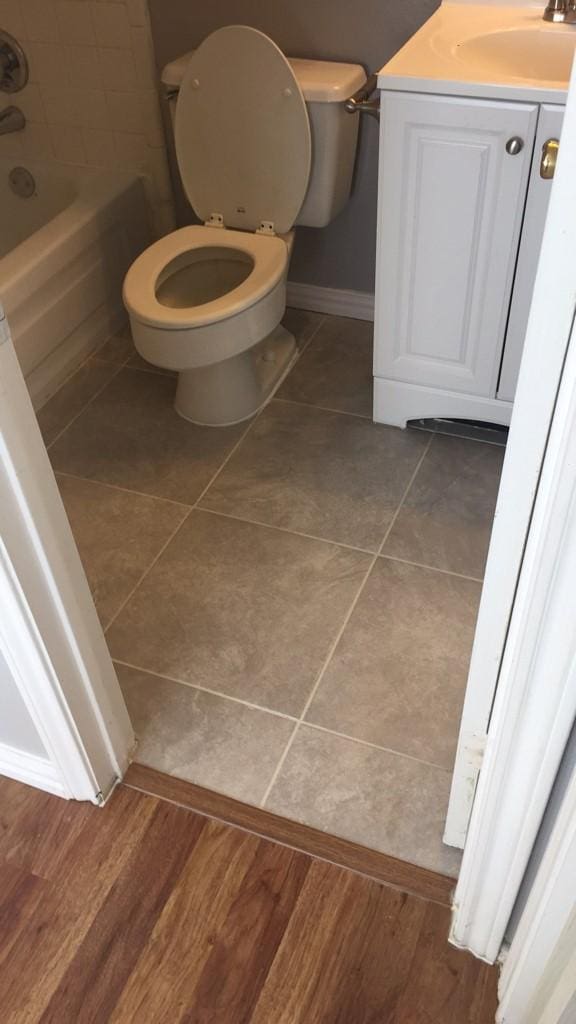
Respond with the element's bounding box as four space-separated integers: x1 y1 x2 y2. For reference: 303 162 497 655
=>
373 92 563 427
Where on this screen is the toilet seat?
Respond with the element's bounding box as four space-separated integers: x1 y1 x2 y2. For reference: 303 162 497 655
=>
123 225 289 330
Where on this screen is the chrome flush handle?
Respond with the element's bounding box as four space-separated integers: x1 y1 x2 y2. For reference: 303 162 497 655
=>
345 73 380 121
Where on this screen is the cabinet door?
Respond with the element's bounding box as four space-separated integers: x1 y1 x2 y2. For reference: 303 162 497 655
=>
374 93 537 396
497 105 565 402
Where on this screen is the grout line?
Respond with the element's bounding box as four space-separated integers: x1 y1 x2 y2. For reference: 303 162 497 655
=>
112 658 299 723
103 510 193 636
260 433 434 809
195 506 376 556
53 470 194 512
46 358 127 451
288 313 327 357
273 396 372 421
100 323 321 634
301 721 453 774
379 553 484 584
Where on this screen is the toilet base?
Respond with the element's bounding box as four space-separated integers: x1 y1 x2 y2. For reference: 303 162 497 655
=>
174 325 297 427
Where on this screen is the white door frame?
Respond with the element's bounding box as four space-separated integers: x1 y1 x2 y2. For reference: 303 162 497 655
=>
497 755 576 1023
450 58 576 963
0 306 134 802
444 94 576 848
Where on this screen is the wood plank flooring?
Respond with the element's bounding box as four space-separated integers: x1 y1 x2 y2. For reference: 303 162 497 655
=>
0 775 499 1023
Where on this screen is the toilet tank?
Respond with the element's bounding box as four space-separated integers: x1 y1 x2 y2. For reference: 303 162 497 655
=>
161 50 366 229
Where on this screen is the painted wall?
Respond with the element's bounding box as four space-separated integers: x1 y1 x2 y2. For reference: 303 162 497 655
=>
0 648 47 757
148 0 441 293
0 0 174 236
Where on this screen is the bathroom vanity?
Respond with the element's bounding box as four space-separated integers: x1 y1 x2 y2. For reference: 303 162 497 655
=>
373 3 574 427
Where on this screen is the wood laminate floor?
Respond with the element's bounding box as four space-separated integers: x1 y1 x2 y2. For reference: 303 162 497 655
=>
0 774 498 1023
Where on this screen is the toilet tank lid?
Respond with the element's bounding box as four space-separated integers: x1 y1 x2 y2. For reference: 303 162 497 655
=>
162 49 366 102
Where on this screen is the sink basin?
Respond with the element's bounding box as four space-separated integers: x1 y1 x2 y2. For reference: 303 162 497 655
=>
454 28 576 84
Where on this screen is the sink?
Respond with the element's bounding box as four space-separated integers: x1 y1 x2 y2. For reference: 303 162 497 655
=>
453 28 576 84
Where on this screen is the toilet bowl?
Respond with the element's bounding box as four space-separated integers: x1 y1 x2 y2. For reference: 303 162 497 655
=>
124 224 296 426
123 25 365 426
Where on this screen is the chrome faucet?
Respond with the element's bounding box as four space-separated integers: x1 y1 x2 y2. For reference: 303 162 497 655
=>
543 0 576 22
0 105 25 135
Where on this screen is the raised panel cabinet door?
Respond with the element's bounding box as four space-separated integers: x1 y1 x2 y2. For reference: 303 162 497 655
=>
497 105 565 402
374 92 538 396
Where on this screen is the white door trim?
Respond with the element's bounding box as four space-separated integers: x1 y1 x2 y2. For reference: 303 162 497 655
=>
497 757 576 1023
0 308 134 802
450 55 576 959
451 318 576 962
445 57 576 849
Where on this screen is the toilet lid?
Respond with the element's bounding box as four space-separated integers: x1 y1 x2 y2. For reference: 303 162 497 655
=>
174 25 312 235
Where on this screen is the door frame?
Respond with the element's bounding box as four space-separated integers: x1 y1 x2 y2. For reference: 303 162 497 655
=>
445 68 576 850
0 306 134 802
449 58 576 963
496 753 576 1023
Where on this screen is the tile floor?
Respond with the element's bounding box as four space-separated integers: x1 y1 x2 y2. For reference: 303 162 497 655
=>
39 309 504 877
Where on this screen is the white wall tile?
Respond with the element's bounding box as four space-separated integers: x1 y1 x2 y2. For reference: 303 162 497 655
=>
56 1 96 46
41 85 75 125
0 1 25 38
16 82 45 123
91 2 131 48
105 89 142 132
5 0 174 239
67 44 102 89
0 131 24 159
21 122 53 159
21 0 60 44
130 26 157 89
73 88 108 129
98 47 137 91
82 126 116 166
27 42 69 86
50 123 86 163
113 130 147 167
126 0 147 27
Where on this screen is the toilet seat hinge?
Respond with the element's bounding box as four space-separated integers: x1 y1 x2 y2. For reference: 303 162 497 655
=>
256 220 276 236
205 213 225 229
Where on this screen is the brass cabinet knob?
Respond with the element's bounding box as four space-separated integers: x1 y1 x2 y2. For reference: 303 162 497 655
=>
541 138 560 180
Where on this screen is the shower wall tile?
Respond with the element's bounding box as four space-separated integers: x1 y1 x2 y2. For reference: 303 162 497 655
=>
0 0 25 38
3 0 174 238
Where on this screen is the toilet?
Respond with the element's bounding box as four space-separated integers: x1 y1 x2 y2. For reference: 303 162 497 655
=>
123 26 365 426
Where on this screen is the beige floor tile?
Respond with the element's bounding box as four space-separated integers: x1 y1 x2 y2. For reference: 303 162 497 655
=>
266 725 462 877
95 327 135 366
278 315 373 417
36 358 119 446
281 306 325 351
107 510 371 716
57 473 188 628
200 401 428 551
118 664 294 805
383 435 504 578
306 559 480 769
49 368 248 504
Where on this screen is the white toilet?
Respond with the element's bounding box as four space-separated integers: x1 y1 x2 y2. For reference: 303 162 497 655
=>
123 26 365 426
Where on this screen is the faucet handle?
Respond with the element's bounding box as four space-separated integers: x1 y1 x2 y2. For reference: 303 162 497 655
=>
544 0 568 20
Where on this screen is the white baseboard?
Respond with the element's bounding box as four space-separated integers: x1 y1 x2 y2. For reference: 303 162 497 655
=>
287 281 375 322
0 742 68 798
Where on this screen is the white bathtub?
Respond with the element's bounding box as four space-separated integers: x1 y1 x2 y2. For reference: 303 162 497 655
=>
0 160 152 408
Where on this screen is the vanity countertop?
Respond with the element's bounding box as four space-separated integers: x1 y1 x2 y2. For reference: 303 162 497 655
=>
378 3 576 103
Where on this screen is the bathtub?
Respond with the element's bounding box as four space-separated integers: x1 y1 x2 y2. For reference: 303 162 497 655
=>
0 159 152 408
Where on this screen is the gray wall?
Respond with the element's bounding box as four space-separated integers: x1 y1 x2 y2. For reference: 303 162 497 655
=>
0 648 47 758
148 0 440 293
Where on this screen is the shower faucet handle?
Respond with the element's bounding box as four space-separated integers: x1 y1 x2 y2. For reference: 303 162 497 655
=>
0 30 28 92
